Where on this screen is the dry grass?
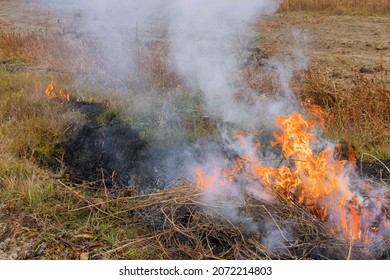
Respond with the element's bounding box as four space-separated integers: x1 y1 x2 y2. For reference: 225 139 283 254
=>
0 71 83 160
0 169 162 259
0 68 160 259
0 9 389 259
0 28 181 94
279 0 390 14
297 60 390 159
0 30 98 75
82 183 387 260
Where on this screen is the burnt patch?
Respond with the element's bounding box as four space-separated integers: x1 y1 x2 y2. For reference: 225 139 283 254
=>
64 123 146 187
71 101 105 123
134 140 225 194
57 100 147 188
359 160 390 181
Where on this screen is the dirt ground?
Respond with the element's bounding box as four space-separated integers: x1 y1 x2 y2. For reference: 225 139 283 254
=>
0 1 389 259
258 13 390 85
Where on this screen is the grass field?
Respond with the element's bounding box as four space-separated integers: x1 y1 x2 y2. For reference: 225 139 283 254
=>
0 1 389 260
280 0 390 14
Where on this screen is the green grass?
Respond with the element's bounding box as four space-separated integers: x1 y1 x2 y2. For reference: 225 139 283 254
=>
96 102 128 125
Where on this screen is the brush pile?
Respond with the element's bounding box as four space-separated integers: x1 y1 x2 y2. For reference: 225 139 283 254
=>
86 181 388 260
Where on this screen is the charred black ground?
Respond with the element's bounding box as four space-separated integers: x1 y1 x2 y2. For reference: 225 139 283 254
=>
64 123 146 187
60 101 145 187
359 160 390 182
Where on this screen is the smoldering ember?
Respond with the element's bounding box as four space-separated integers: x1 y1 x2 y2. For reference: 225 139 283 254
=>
0 0 389 260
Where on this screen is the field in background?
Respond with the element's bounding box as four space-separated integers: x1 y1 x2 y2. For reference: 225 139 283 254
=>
0 1 389 259
280 0 390 14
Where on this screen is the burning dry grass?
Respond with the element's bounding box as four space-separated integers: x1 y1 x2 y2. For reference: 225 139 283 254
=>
0 72 71 158
1 166 387 260
78 183 387 260
279 0 390 14
3 168 386 259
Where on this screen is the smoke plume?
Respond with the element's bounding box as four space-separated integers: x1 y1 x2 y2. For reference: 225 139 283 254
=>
39 0 383 250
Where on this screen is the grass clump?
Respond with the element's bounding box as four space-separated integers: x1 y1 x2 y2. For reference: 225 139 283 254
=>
96 102 128 125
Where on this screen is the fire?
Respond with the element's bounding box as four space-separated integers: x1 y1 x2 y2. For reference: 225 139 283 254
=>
45 82 56 99
196 100 389 242
195 168 204 188
44 82 70 103
260 21 278 33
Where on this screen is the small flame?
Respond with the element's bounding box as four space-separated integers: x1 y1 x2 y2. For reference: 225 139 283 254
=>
347 146 357 169
195 168 204 189
260 21 278 32
59 89 70 102
45 83 56 99
44 82 71 103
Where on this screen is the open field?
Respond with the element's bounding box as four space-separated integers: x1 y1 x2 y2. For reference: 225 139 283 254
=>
279 0 390 14
0 0 389 260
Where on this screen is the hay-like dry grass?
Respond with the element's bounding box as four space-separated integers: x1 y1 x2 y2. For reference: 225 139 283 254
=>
280 0 390 14
81 183 387 260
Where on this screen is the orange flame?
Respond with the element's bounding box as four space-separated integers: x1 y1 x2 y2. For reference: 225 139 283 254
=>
195 168 204 189
45 83 56 99
260 21 278 32
44 82 70 103
196 100 389 242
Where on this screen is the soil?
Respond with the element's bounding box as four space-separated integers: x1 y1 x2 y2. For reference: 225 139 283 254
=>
255 13 390 87
1 1 390 259
0 213 35 260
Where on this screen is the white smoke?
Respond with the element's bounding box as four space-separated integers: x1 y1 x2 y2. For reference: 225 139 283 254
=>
36 0 312 249
167 0 280 128
38 0 287 126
